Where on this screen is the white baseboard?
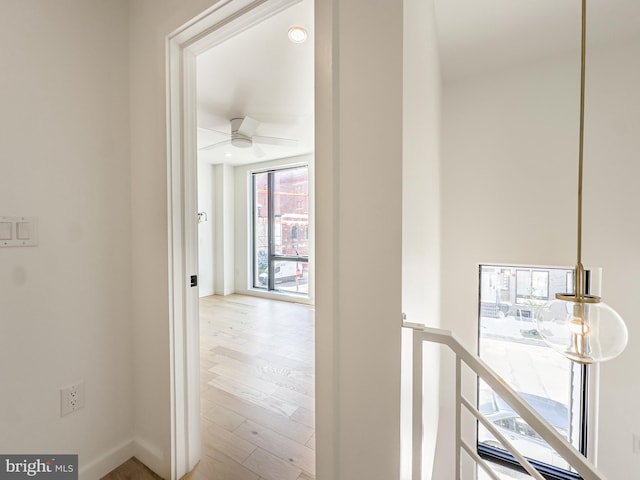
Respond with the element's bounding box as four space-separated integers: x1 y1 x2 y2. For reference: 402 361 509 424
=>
79 439 134 480
236 287 313 305
133 437 166 479
198 288 214 298
78 437 166 480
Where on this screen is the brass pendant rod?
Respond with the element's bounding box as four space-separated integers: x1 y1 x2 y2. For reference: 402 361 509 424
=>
575 0 587 299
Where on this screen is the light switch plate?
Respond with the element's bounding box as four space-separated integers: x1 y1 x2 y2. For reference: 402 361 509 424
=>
0 222 11 241
0 217 38 247
16 222 31 240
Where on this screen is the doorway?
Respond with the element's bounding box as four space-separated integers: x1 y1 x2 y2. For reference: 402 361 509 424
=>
166 1 315 478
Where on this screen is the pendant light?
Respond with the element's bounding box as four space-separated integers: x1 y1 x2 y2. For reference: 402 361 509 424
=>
535 0 628 364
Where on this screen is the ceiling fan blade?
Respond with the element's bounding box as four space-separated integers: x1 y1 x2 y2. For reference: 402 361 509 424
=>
252 135 299 147
197 126 229 136
252 144 266 158
200 139 231 151
237 116 259 137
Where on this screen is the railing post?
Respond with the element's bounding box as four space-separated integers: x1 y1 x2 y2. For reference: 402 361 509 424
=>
455 355 462 480
412 328 423 480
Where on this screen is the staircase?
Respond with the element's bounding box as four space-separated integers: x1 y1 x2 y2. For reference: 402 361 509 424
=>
403 321 607 480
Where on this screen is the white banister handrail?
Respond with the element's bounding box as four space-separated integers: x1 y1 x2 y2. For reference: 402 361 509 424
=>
404 321 607 480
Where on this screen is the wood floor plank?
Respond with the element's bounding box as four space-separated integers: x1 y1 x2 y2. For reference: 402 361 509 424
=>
207 331 265 356
204 386 314 445
210 345 259 363
234 420 315 475
256 350 314 374
272 385 315 412
208 376 299 417
291 406 315 429
187 448 261 480
202 402 247 431
210 351 314 397
101 458 162 480
305 433 316 450
209 362 280 395
243 447 301 480
201 418 257 464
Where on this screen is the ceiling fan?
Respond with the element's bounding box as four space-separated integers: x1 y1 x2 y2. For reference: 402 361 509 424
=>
199 117 298 157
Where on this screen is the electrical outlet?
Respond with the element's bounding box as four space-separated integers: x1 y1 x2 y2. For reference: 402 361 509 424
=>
60 382 85 417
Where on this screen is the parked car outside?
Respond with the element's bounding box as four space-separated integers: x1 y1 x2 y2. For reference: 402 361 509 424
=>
258 261 303 285
478 392 570 470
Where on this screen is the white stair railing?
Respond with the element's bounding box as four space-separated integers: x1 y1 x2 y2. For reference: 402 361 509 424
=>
404 321 607 480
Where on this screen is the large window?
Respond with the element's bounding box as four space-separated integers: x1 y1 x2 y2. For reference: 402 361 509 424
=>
478 265 588 480
252 166 309 295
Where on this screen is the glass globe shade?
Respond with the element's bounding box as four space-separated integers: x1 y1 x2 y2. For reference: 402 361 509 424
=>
536 298 628 364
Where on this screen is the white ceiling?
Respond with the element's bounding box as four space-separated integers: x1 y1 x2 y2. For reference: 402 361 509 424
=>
196 0 314 166
195 0 640 165
434 0 640 81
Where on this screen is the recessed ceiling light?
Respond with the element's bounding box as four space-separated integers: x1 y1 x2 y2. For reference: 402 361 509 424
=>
288 26 307 44
224 152 232 158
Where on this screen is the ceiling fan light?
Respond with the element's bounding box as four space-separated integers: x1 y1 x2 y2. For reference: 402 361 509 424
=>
288 26 307 44
230 136 252 148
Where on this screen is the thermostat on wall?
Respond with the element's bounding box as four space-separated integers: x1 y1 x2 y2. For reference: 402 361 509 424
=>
0 217 38 247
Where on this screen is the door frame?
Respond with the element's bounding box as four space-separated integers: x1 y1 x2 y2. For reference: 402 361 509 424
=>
165 1 307 478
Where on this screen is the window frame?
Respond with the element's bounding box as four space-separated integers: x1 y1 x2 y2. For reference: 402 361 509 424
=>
477 264 591 480
251 165 309 294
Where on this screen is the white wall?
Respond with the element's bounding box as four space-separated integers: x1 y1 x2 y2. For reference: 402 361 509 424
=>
0 1 134 477
211 164 235 295
401 0 442 478
402 0 442 326
197 161 238 298
315 0 403 479
438 36 640 479
197 161 214 297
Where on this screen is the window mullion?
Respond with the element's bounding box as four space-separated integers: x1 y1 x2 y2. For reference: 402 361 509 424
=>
267 170 275 290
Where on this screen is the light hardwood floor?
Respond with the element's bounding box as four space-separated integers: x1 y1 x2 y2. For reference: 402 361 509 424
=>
185 294 315 480
101 457 163 480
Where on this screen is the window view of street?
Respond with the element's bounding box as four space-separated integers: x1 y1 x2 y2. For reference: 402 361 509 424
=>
478 265 584 476
253 166 309 295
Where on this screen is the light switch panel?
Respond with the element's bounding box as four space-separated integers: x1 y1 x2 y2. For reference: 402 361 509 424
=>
0 222 11 241
0 217 37 247
16 222 31 240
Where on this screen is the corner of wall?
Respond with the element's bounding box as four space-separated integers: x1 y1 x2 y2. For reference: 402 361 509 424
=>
133 437 168 479
79 440 135 480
